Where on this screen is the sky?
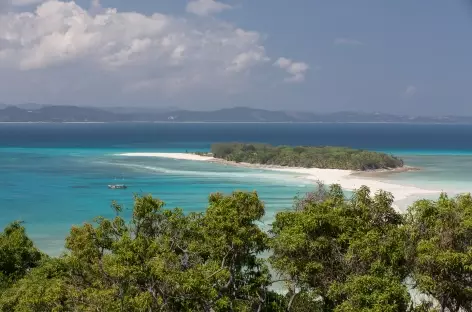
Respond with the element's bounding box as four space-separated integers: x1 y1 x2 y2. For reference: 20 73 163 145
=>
0 0 472 115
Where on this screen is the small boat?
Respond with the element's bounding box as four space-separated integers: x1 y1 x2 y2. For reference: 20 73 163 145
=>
108 184 127 189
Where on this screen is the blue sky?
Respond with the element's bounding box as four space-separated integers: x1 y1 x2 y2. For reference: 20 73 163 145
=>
1 0 472 115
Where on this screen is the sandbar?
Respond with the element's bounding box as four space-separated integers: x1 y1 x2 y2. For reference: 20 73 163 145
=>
117 152 439 210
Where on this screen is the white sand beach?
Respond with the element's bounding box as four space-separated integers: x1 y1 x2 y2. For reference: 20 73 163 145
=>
117 152 440 210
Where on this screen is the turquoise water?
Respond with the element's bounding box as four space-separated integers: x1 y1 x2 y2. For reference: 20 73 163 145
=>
2 123 472 255
0 147 311 255
380 154 472 193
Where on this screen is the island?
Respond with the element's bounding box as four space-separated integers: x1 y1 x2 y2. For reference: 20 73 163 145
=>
207 143 404 171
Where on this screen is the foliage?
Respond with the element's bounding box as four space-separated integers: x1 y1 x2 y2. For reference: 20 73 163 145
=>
0 221 43 290
329 274 410 312
0 192 274 312
406 193 472 312
0 258 69 312
270 184 410 311
210 143 404 170
2 188 472 311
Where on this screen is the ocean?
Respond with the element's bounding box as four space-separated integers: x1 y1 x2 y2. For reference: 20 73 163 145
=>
1 122 472 255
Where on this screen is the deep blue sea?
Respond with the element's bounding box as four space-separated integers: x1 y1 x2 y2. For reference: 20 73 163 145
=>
1 122 472 255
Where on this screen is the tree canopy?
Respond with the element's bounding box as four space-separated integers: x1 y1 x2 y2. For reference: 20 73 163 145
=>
209 143 404 171
0 221 43 290
1 187 471 311
405 193 472 312
1 192 281 312
270 185 410 312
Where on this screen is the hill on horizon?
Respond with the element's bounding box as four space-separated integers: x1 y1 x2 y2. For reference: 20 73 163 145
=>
0 105 471 123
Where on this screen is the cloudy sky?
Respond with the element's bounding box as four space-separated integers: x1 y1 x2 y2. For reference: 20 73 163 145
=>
1 0 472 114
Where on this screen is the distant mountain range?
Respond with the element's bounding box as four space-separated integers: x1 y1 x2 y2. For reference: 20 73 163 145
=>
0 105 471 123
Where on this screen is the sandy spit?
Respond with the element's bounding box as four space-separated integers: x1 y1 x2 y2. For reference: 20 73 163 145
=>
117 152 439 210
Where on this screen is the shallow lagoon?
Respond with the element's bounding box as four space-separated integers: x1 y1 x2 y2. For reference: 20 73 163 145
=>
1 122 472 254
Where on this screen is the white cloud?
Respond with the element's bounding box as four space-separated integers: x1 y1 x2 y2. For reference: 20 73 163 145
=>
274 57 309 83
227 50 270 72
334 38 363 46
404 85 417 98
186 0 231 16
0 1 307 105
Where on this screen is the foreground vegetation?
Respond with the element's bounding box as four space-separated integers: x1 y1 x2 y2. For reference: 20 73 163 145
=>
1 186 471 311
209 143 404 170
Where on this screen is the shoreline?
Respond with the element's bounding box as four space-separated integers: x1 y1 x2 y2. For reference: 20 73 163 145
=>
117 152 439 210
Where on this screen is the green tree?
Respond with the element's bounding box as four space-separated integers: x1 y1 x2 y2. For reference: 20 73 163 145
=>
5 188 472 312
0 221 43 290
209 143 404 170
270 185 410 311
406 193 472 312
328 275 410 312
64 192 274 311
0 258 69 312
199 191 272 311
343 187 408 279
1 192 276 311
270 184 347 311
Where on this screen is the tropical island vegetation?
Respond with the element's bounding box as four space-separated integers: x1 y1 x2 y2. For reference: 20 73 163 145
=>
1 186 471 311
207 143 404 171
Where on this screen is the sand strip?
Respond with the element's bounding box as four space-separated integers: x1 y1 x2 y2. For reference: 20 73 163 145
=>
117 152 439 209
